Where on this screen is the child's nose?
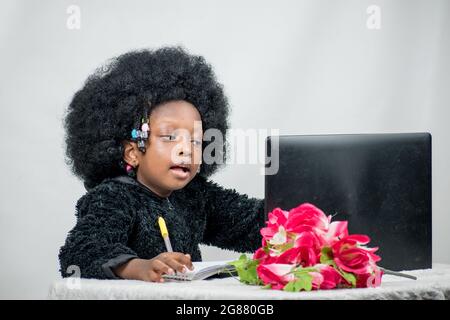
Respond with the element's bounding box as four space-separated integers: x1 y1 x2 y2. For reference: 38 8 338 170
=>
177 138 192 157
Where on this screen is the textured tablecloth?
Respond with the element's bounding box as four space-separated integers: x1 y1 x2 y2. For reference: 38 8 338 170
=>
48 263 450 300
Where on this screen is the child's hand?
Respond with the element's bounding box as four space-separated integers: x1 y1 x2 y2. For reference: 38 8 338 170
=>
113 252 194 282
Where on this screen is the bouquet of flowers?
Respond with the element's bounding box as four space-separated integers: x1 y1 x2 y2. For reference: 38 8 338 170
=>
229 203 384 291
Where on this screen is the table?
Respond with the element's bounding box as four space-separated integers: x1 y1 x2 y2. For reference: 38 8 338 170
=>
48 263 450 300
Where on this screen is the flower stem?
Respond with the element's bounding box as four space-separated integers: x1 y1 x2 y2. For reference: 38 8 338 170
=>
379 267 417 280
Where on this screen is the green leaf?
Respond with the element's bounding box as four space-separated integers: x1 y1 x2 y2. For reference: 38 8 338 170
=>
283 273 313 292
292 266 318 275
282 266 314 292
320 247 333 264
228 254 262 286
296 273 313 291
283 281 297 292
275 242 294 252
338 269 356 287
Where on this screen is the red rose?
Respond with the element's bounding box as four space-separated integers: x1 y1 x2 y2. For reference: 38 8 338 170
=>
332 235 381 275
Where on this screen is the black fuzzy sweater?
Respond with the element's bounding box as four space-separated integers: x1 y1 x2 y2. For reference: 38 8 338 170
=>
58 175 266 279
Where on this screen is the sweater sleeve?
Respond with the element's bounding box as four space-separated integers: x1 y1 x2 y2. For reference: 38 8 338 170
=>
200 178 266 253
58 184 138 279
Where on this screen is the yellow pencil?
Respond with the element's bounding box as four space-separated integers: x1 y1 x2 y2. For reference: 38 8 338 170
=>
158 216 173 252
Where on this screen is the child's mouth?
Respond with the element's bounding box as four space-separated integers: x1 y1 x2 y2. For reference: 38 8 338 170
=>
169 165 191 179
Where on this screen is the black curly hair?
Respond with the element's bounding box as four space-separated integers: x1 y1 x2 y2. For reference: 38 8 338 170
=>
64 46 229 190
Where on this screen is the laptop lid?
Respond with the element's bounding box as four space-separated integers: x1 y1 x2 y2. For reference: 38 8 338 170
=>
264 133 432 271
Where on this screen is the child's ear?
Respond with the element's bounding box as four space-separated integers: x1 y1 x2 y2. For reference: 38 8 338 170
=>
122 141 139 166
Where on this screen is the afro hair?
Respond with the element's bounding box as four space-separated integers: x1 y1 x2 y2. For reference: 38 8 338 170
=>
64 46 230 190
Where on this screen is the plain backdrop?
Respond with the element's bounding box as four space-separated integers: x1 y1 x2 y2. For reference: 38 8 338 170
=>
0 0 449 299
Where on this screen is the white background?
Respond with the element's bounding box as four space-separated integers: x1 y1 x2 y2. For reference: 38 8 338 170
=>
0 0 448 299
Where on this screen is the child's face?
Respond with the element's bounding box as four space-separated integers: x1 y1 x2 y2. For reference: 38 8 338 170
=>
132 100 203 197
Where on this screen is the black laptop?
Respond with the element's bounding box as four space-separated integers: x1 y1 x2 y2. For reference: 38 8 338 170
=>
264 133 432 271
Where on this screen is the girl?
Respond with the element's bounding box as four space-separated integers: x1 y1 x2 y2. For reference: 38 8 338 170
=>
59 47 266 282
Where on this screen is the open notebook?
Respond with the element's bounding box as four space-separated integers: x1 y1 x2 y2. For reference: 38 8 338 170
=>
162 260 237 281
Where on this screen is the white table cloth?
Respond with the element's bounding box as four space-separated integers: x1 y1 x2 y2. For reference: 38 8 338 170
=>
48 263 450 300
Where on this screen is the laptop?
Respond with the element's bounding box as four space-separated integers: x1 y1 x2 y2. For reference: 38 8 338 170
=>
264 133 432 271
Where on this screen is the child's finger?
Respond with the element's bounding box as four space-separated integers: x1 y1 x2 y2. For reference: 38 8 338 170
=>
184 254 194 270
160 256 188 273
170 252 194 270
144 270 164 283
152 259 175 276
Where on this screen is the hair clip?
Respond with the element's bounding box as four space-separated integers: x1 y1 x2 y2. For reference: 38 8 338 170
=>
131 115 150 153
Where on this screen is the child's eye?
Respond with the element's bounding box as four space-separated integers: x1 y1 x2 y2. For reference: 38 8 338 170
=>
160 135 177 141
192 140 202 147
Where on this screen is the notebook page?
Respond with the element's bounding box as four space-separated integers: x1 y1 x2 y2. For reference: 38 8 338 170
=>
162 260 235 281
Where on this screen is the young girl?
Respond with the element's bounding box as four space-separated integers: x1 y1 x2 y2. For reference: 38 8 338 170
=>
59 47 266 282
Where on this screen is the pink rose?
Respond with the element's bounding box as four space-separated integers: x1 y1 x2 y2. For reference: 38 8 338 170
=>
268 207 289 225
253 238 279 264
253 247 268 261
252 203 383 291
256 263 328 291
256 263 295 290
332 235 381 275
274 245 317 267
356 268 383 288
316 264 343 289
323 221 349 246
309 271 324 290
268 230 324 267
285 203 330 234
260 208 289 241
